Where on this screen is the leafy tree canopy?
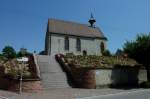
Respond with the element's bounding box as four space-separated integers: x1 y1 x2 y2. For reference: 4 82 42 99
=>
123 33 150 81
102 49 111 56
2 46 16 59
0 53 4 60
16 48 32 57
123 34 150 65
115 49 123 56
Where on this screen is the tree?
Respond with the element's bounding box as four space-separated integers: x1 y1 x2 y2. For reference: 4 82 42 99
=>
2 46 16 59
17 48 31 57
115 49 123 56
102 49 111 56
123 33 150 81
0 54 4 60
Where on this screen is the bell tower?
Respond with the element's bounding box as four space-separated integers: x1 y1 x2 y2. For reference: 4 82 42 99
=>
88 13 96 27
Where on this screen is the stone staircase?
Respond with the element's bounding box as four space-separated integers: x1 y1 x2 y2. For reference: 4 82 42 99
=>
34 55 70 89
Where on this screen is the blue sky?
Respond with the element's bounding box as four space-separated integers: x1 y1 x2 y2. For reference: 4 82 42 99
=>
0 0 150 53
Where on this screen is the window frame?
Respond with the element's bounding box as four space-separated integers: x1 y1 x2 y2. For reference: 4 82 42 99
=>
64 36 69 51
100 42 105 53
76 38 81 51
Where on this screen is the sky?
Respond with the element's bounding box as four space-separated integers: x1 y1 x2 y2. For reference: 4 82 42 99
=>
0 0 150 54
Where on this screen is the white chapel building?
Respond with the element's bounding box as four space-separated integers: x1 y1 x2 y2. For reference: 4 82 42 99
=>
45 15 107 55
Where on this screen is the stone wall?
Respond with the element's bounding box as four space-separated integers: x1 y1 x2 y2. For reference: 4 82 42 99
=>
71 68 96 89
138 69 147 83
0 55 42 91
8 81 42 92
95 68 147 88
56 54 147 88
55 54 96 88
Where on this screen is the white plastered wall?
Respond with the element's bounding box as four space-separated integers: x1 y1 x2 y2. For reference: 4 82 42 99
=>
49 34 106 55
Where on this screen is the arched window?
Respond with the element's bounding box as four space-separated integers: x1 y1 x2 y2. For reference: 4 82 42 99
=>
100 42 105 53
64 36 69 50
76 38 81 51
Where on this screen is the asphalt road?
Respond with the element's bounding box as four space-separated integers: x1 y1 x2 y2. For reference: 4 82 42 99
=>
79 89 150 99
0 89 150 99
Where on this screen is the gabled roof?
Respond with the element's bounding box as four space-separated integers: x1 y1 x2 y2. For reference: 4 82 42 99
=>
47 18 107 40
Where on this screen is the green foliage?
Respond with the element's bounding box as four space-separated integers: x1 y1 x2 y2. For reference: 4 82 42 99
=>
2 46 16 59
0 54 4 60
140 81 150 88
102 49 111 56
115 49 123 56
17 51 31 57
16 48 31 57
123 34 150 65
17 51 24 57
123 33 150 81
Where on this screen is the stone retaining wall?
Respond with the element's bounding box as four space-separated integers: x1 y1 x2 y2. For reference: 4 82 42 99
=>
0 54 42 91
8 81 42 92
95 68 147 88
55 54 96 88
55 54 147 88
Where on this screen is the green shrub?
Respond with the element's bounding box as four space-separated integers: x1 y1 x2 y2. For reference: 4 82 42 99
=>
140 81 150 88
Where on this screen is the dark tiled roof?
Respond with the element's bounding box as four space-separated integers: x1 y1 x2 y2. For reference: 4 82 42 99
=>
47 18 107 39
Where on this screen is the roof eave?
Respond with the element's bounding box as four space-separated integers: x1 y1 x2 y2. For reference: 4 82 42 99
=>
49 32 108 40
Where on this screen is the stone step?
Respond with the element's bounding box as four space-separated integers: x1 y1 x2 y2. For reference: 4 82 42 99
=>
41 79 69 89
42 81 69 85
41 73 68 81
37 56 63 73
36 55 51 62
42 85 69 89
38 62 63 73
35 55 70 89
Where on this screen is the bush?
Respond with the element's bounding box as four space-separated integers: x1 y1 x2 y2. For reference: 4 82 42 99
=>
140 81 150 88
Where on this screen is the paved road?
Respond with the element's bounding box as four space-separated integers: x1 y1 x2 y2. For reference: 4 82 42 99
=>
79 89 150 99
0 89 150 99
